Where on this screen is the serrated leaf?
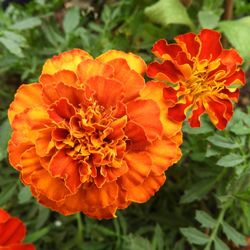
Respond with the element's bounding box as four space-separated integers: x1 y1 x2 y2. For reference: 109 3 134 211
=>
216 153 244 167
207 134 239 149
180 227 209 245
195 210 216 229
198 10 220 29
0 119 12 161
222 222 247 247
180 178 216 204
144 0 193 27
11 17 42 30
214 236 230 250
219 16 250 62
0 36 24 57
63 7 80 34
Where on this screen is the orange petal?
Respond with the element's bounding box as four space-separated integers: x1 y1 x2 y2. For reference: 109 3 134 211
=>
42 82 86 106
140 81 182 138
106 58 145 102
86 76 124 107
220 48 243 68
40 70 78 87
198 29 222 61
48 98 75 122
82 182 118 209
8 83 43 124
127 99 163 141
0 209 10 223
49 150 81 194
108 115 127 140
19 147 43 185
35 128 54 157
84 205 117 220
174 32 199 58
146 139 182 175
97 50 147 75
77 59 114 83
120 152 152 190
42 48 92 75
147 61 183 83
31 168 70 202
126 174 166 203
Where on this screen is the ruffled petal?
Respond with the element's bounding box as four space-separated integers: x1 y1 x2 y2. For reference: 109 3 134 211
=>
97 50 147 75
126 174 166 203
8 83 43 124
42 48 92 74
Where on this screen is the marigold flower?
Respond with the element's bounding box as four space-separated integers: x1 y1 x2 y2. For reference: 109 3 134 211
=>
8 49 182 219
147 29 245 130
0 209 35 250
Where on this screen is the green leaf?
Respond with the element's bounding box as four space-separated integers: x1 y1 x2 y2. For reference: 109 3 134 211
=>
63 7 80 34
0 119 12 161
183 119 214 134
24 227 50 243
0 184 17 206
18 186 32 204
3 31 26 44
195 210 216 229
152 224 164 250
214 236 230 250
36 206 50 229
180 227 209 245
198 10 220 29
207 134 239 149
0 36 24 57
216 153 244 167
222 222 247 247
123 235 152 250
219 16 250 61
180 178 216 203
144 0 193 27
11 17 42 30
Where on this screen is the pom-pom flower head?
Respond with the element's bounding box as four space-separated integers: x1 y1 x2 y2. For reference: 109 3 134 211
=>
0 209 35 250
8 49 182 219
147 29 245 130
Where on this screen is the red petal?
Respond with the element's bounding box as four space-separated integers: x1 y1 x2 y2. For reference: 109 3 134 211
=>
220 48 243 68
198 29 222 61
147 61 183 83
167 100 191 123
188 100 206 127
175 32 199 58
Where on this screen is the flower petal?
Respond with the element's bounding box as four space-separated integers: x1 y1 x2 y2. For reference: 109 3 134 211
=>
49 150 82 194
42 48 92 74
126 174 166 203
86 76 124 108
127 99 163 141
120 152 152 190
8 83 43 124
77 59 114 83
97 50 147 75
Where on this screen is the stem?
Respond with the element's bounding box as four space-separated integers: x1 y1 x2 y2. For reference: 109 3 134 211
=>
76 213 84 245
204 201 231 250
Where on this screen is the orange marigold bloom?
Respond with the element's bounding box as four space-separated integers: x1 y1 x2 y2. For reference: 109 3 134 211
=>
147 29 245 130
8 49 182 219
0 209 35 250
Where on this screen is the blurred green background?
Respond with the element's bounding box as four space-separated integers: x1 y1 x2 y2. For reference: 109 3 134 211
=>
1 0 250 249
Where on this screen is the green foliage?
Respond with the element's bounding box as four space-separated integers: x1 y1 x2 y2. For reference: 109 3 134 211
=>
0 0 250 250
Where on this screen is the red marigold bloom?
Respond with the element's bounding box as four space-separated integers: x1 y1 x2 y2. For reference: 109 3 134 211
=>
0 209 35 250
147 29 245 130
8 49 182 219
